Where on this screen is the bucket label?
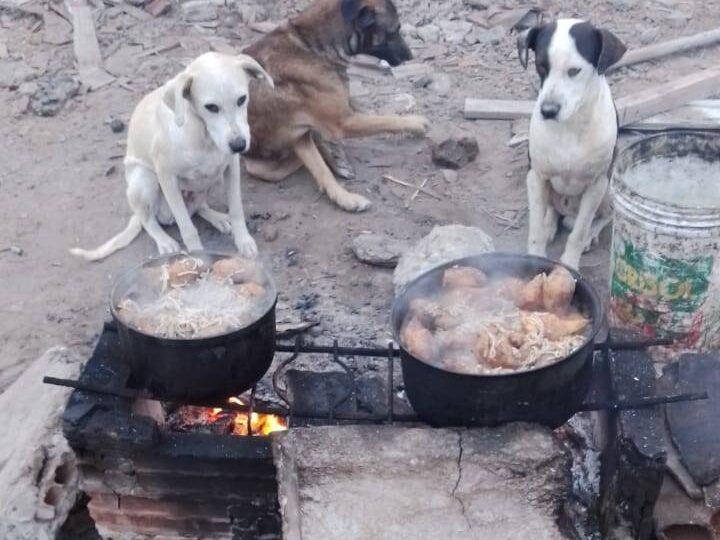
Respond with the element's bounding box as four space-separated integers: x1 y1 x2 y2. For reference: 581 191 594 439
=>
611 240 714 344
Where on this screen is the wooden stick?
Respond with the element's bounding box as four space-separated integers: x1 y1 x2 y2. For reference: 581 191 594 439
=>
382 174 442 200
609 27 720 73
615 67 720 127
464 99 534 120
65 0 114 89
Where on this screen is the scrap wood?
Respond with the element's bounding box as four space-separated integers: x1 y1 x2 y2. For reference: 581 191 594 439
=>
615 67 720 127
382 174 442 200
608 27 720 73
64 0 114 90
466 69 720 129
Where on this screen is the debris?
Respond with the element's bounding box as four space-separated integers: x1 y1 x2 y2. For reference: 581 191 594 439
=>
413 74 432 88
474 25 505 44
29 71 80 117
180 0 217 22
146 0 171 16
508 118 530 148
381 175 442 200
0 246 24 256
109 118 125 133
277 320 318 338
464 98 534 120
249 21 278 34
286 248 299 267
17 81 37 95
625 100 720 131
140 41 181 57
393 224 495 294
430 134 479 170
64 0 114 90
428 73 452 95
489 7 543 31
262 226 279 242
438 19 472 44
463 0 488 9
441 169 458 183
0 60 37 89
115 0 152 21
351 233 407 268
616 68 720 127
42 11 72 46
609 27 720 74
466 11 490 28
391 62 432 80
416 23 440 43
384 92 416 113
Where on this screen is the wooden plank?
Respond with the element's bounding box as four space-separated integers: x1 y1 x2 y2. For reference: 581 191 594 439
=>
625 100 720 131
609 27 720 73
65 0 115 90
616 68 720 127
463 98 534 120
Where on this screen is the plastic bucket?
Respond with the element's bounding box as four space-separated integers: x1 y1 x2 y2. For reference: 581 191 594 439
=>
609 132 720 351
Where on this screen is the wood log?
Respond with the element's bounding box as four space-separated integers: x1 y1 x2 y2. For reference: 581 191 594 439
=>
0 347 82 540
608 27 720 73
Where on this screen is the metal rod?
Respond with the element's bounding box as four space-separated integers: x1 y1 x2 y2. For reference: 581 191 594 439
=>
387 343 394 424
43 376 146 399
275 338 674 358
580 392 709 412
247 386 256 437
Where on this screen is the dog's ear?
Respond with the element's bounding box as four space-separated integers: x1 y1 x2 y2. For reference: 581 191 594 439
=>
341 0 375 29
163 72 193 127
595 28 626 74
236 55 275 89
516 26 542 70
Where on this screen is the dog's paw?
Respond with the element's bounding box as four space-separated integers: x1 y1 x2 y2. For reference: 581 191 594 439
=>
404 115 429 136
208 213 232 235
336 192 372 213
157 237 181 255
235 235 258 259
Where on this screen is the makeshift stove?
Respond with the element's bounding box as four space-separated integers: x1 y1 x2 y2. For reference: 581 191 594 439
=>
57 322 715 540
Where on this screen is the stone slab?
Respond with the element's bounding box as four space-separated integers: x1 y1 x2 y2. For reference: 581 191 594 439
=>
273 424 570 540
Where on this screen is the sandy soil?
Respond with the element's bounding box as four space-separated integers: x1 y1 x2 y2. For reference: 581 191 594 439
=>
1 0 719 390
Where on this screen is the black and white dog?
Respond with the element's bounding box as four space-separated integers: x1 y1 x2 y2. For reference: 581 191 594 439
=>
517 19 626 270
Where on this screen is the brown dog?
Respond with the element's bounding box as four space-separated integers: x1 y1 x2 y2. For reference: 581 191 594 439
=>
243 0 428 212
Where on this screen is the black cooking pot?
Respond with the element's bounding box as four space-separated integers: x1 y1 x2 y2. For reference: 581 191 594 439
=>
391 253 603 428
110 252 277 403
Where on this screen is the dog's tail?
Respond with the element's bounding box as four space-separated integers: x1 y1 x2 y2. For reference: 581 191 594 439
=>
70 216 143 262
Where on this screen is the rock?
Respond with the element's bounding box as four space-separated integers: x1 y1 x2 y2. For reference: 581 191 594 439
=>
146 0 172 16
180 0 218 22
639 27 659 45
274 424 571 540
109 119 125 134
414 74 432 88
351 233 407 268
441 169 458 183
262 225 279 242
430 134 479 170
393 224 495 294
17 81 37 96
463 0 489 9
608 0 633 11
475 25 506 44
29 72 80 117
416 23 441 43
429 73 452 95
385 93 416 113
438 20 472 44
0 60 37 89
466 11 490 28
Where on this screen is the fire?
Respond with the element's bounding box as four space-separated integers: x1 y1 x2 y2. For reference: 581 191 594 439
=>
227 397 288 436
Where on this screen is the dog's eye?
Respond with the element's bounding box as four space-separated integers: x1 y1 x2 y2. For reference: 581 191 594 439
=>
237 95 247 107
205 104 220 113
568 68 581 78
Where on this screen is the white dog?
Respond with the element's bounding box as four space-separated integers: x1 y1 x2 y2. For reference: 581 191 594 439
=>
517 19 626 269
71 52 274 262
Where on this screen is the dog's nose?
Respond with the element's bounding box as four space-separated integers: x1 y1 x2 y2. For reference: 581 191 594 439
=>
229 137 247 154
540 102 561 120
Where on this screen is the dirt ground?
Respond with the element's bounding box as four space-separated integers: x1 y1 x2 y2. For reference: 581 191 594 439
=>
1 0 720 391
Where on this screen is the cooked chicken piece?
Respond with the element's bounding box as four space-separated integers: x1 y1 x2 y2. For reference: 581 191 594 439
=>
409 298 444 326
166 257 206 287
473 332 518 369
401 316 437 362
442 266 487 289
494 277 526 303
439 287 487 310
234 282 267 299
543 266 576 313
517 273 545 310
212 257 264 284
436 327 479 350
537 312 589 340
